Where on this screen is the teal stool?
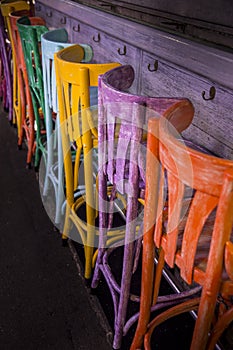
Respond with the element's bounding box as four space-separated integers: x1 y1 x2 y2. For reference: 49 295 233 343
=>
41 28 93 228
17 16 48 170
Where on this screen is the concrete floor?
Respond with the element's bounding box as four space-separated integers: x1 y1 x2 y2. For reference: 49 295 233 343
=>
0 106 112 350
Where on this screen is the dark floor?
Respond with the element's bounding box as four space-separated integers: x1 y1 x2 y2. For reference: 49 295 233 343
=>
1 104 232 350
0 105 112 350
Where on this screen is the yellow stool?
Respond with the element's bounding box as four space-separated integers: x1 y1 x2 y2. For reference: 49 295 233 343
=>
54 44 121 279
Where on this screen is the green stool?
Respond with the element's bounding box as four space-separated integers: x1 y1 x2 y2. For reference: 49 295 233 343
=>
17 16 48 170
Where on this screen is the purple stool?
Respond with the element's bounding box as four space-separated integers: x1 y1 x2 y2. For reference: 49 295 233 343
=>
91 65 194 349
0 12 13 123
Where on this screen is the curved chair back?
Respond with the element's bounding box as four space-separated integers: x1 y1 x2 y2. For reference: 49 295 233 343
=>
9 10 43 144
55 44 121 279
1 1 32 124
91 64 194 349
41 28 93 226
99 65 194 191
131 114 233 350
9 12 45 166
41 28 93 138
0 1 31 39
17 15 48 169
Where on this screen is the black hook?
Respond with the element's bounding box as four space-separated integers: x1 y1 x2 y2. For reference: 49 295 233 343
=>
60 17 66 24
148 60 158 72
93 33 100 42
118 45 127 56
202 86 216 101
72 24 80 32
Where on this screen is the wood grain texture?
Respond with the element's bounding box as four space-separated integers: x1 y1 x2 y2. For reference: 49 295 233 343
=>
76 0 233 50
35 3 71 31
35 0 233 159
141 52 233 159
35 0 233 90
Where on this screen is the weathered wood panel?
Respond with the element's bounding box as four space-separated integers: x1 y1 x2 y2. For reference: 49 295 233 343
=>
35 3 71 31
112 0 233 26
141 51 233 158
71 0 233 49
35 0 233 90
35 0 233 160
70 19 141 92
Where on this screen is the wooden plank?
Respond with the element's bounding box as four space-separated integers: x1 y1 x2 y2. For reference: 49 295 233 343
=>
141 51 233 159
70 18 141 92
35 0 233 90
35 1 233 159
69 0 233 50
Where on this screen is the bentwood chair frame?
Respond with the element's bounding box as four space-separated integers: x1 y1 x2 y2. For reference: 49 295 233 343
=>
1 1 32 126
130 114 233 350
9 9 33 138
17 16 48 169
55 44 121 279
91 64 195 349
9 12 44 167
41 28 93 227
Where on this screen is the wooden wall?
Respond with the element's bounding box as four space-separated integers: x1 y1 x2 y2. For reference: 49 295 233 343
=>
35 0 233 160
74 0 233 49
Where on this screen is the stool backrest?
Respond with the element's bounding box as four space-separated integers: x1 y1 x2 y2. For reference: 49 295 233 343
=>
54 44 121 202
54 44 121 279
149 115 233 276
99 64 194 195
1 2 31 119
40 28 94 226
10 12 45 73
1 1 31 44
41 28 93 126
17 16 48 116
139 114 233 349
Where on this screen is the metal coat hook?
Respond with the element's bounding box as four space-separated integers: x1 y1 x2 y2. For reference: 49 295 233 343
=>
148 60 158 72
46 10 52 17
118 45 127 56
72 24 80 32
202 86 216 101
93 33 100 42
60 17 66 24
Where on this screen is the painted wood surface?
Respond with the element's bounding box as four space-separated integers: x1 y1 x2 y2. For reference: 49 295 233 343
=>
141 52 233 159
39 5 71 31
35 0 233 159
74 0 233 49
35 0 233 89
